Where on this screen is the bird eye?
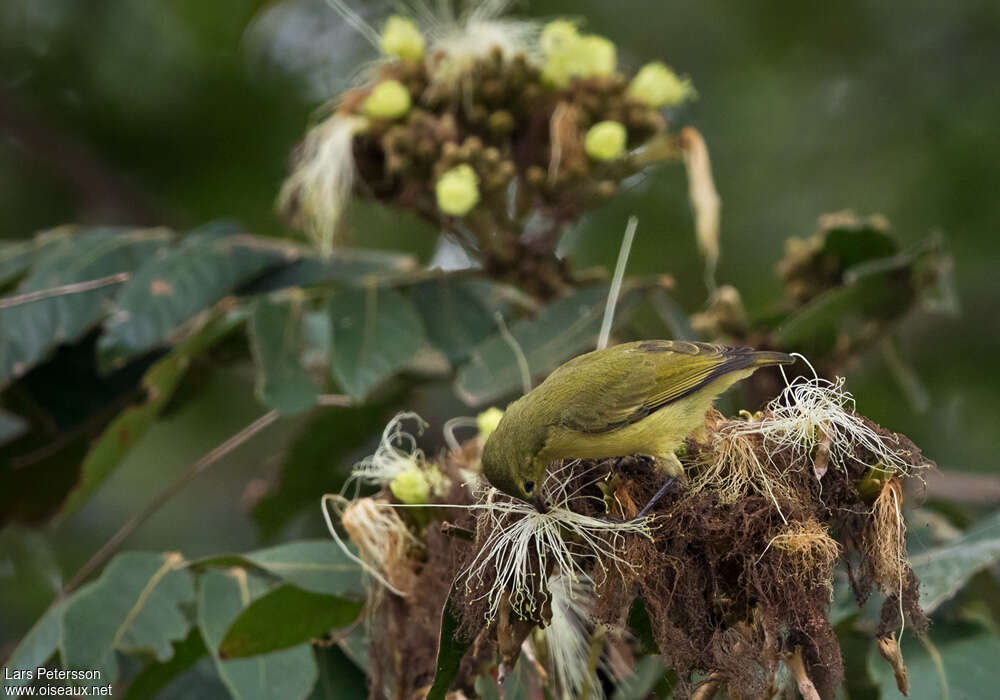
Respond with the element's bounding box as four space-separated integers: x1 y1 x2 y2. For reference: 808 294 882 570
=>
523 480 535 494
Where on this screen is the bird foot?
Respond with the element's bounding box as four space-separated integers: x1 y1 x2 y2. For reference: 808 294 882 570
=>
607 476 677 523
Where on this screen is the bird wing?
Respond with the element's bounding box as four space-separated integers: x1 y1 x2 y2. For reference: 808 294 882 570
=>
550 340 749 433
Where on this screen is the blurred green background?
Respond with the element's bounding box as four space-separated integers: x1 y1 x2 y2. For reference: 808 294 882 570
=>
2 0 998 653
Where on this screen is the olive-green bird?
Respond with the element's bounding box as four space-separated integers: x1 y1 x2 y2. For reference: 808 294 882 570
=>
481 340 794 510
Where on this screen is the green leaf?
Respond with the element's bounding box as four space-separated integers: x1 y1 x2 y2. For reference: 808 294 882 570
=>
911 509 1000 614
2 600 66 688
0 226 173 386
195 540 364 598
250 397 403 538
308 646 368 700
198 568 318 700
0 408 28 445
247 248 418 294
774 237 952 359
0 228 73 288
774 257 915 358
123 628 208 700
135 657 230 700
411 278 498 366
219 584 362 658
426 579 471 700
454 285 639 406
327 285 426 400
60 552 195 687
98 223 286 369
822 224 899 273
336 624 370 675
58 308 247 520
869 620 1000 700
249 292 319 415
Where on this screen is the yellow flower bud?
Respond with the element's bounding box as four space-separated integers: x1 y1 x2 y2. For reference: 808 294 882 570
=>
628 62 694 107
540 20 579 56
362 80 411 120
585 121 627 161
476 407 504 440
578 35 616 76
435 164 480 216
380 16 425 61
389 467 431 504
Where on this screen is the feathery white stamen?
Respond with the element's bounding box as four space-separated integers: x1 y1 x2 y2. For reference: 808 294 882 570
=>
346 412 429 493
322 494 418 596
733 373 923 476
461 460 650 624
545 573 604 700
414 0 542 69
279 113 365 257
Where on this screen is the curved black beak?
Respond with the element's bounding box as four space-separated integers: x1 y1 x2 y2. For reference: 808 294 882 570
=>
531 495 548 513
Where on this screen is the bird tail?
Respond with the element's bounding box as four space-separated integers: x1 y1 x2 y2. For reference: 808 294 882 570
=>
750 350 796 368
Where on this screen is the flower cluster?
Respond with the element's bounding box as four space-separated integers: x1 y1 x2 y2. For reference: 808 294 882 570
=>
280 3 694 289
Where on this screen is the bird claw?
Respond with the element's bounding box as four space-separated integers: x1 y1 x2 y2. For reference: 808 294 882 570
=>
606 476 677 522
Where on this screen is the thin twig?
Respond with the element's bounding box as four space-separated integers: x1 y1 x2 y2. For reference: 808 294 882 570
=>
597 216 637 350
0 273 130 310
62 409 280 593
317 393 354 407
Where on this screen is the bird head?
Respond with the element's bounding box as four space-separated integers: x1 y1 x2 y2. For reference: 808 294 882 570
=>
481 421 548 512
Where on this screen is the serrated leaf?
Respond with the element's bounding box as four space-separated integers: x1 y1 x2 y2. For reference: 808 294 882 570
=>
869 620 1000 700
123 628 207 700
411 278 497 366
58 309 247 520
0 228 73 288
455 285 639 406
198 568 318 700
327 286 426 400
911 509 1000 614
2 600 66 688
308 646 368 700
98 223 288 368
246 248 418 294
0 226 173 386
194 540 364 598
219 584 362 658
249 293 318 415
426 580 470 700
60 551 195 687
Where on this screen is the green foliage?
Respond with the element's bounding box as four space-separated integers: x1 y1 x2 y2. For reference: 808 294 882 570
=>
327 286 426 400
60 552 195 687
97 223 286 369
198 569 319 700
219 584 361 658
425 581 471 700
912 509 1000 614
196 540 364 597
0 227 172 385
1 2 997 698
455 285 638 405
59 307 247 519
249 293 319 415
870 621 1000 700
122 629 208 700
